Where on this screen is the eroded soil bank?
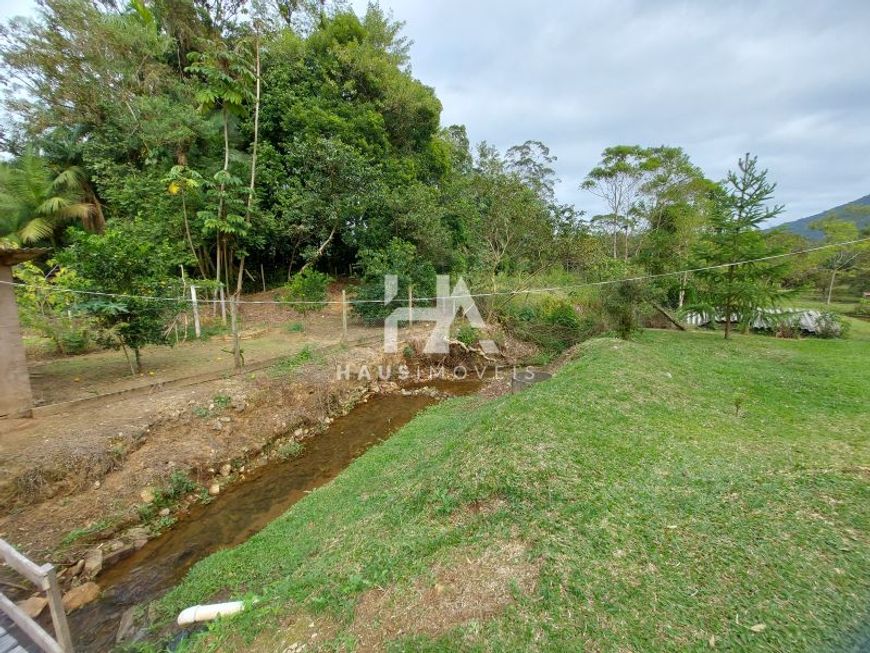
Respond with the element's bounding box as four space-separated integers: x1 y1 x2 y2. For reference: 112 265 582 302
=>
0 331 523 649
1 339 387 563
66 376 487 651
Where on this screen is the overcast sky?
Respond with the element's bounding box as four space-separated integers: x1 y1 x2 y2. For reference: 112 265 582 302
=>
3 0 869 225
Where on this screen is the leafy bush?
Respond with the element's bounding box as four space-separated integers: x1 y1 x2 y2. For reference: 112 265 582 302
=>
498 297 591 353
138 471 198 522
815 312 848 339
281 268 330 314
543 298 582 329
269 346 314 377
352 239 437 325
164 471 197 501
455 324 478 347
213 394 231 409
771 314 802 339
852 299 870 317
277 441 304 460
600 279 656 340
14 261 97 354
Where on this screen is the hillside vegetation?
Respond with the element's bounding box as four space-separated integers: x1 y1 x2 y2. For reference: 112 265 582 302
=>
149 330 870 652
773 194 870 240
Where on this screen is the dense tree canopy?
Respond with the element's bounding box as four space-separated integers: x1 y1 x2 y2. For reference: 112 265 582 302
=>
1 0 845 352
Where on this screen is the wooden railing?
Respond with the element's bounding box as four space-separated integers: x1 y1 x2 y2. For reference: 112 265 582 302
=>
0 539 74 653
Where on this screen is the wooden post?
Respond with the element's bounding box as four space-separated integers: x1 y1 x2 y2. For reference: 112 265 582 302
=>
341 289 348 342
408 286 413 328
190 285 201 338
219 284 227 326
260 262 266 292
0 538 73 653
44 566 73 653
230 295 242 371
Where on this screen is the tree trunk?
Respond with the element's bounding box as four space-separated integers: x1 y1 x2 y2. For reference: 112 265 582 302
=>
83 183 106 234
215 234 222 289
826 269 837 304
678 272 687 309
246 33 261 220
119 341 136 376
724 264 735 339
299 226 336 272
181 192 207 278
230 295 242 371
214 103 230 280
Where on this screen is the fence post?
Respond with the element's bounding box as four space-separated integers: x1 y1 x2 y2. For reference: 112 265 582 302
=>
190 285 201 338
341 289 348 342
44 565 73 652
408 286 413 328
219 284 227 326
230 295 242 371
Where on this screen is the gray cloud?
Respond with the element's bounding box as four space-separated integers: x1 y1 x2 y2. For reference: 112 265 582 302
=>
353 0 870 224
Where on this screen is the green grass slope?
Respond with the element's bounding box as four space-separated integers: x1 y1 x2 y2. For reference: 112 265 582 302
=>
150 331 869 652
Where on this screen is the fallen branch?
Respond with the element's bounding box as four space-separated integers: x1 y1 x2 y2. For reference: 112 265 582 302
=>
445 338 498 362
651 302 686 331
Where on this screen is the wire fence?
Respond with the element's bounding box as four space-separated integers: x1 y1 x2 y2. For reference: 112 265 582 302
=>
1 237 867 306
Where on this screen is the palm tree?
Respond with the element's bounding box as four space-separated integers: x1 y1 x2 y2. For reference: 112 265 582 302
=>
0 150 96 246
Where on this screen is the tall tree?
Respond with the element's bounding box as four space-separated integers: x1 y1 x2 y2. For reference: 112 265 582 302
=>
470 142 555 287
186 35 255 290
581 145 651 260
633 147 713 307
691 154 786 339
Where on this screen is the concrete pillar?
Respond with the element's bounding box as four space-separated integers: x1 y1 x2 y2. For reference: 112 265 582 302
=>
0 264 34 417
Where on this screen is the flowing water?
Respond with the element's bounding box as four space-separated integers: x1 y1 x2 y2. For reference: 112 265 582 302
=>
65 379 482 651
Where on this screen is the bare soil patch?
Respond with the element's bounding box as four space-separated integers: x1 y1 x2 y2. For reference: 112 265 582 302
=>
352 541 539 651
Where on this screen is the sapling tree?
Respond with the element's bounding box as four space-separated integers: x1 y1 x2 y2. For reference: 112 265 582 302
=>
810 213 868 304
57 222 186 374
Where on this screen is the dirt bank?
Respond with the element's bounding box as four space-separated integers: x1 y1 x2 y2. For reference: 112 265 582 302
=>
0 339 387 564
0 328 529 601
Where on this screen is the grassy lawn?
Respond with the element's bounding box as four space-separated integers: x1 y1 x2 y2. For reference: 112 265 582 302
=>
147 329 869 652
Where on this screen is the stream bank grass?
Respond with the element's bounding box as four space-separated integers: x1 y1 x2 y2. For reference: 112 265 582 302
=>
151 330 869 652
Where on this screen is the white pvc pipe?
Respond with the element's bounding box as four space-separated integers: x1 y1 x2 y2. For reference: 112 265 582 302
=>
177 600 245 626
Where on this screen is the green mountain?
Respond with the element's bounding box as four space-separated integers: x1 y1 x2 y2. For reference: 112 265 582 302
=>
772 194 870 240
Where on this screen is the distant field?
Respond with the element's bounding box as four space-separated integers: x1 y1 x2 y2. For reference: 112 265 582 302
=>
150 329 869 652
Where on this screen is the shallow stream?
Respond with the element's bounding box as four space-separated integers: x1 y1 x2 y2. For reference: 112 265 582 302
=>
67 379 481 651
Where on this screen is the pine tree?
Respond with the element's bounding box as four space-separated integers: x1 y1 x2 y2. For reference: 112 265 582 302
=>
691 154 786 339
